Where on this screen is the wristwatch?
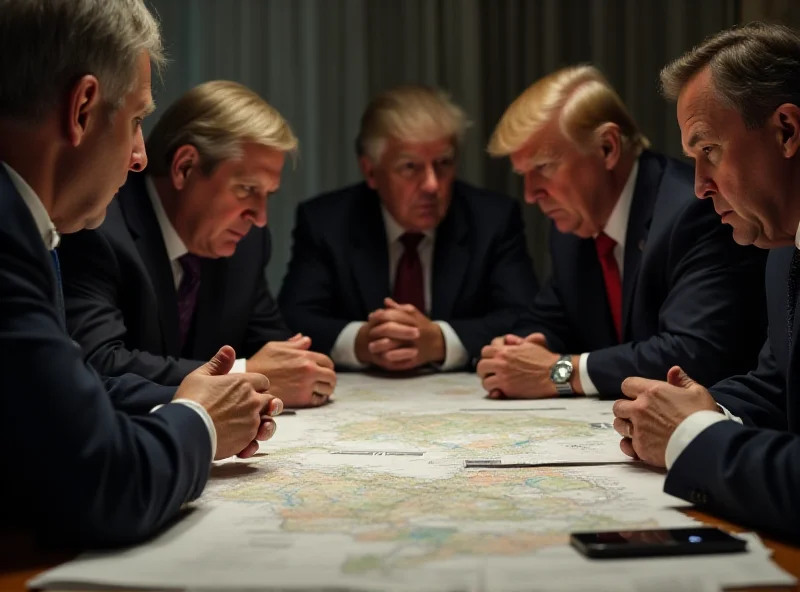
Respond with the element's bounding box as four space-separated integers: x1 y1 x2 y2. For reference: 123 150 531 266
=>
550 354 574 395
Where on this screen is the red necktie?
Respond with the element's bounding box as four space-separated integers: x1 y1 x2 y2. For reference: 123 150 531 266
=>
595 232 622 342
393 232 425 312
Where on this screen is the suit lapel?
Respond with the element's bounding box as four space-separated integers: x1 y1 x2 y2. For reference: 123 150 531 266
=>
431 191 469 319
620 152 662 339
190 257 228 358
118 175 181 355
350 186 390 314
567 235 618 345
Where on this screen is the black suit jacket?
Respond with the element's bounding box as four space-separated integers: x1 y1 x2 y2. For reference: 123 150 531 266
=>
0 165 211 547
278 181 540 363
514 151 767 396
666 246 800 541
58 173 291 386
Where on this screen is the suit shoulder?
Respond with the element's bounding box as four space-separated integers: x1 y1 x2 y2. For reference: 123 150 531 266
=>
298 183 366 218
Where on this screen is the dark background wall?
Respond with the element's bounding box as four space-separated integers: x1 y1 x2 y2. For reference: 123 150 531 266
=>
144 0 752 289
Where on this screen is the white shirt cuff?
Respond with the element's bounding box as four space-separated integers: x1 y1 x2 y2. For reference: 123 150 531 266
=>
718 404 744 424
578 352 598 395
665 410 729 470
230 358 247 374
151 401 217 461
434 321 469 371
331 321 369 369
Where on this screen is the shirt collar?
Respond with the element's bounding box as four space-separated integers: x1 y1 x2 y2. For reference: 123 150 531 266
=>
380 204 436 244
601 157 640 247
1 162 59 250
145 175 188 262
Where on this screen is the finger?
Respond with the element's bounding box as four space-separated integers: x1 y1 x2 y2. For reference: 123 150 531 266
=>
288 333 304 342
487 388 506 399
242 372 271 393
380 347 419 362
311 380 335 397
620 376 653 399
370 308 417 326
620 437 638 460
481 345 500 359
613 417 633 438
368 337 405 354
476 358 501 379
272 336 312 350
503 334 525 346
524 332 548 347
267 397 283 416
194 345 236 376
481 374 502 393
370 322 420 341
236 440 260 459
612 398 635 419
383 357 421 371
255 417 277 440
491 336 506 348
667 365 697 389
384 297 418 313
311 392 329 407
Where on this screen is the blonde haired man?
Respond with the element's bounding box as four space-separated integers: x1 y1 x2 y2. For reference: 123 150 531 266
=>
59 81 337 408
478 65 767 399
280 85 539 372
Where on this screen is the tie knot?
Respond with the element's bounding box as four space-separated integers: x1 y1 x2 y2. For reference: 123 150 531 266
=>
595 232 617 258
179 253 202 280
399 232 425 251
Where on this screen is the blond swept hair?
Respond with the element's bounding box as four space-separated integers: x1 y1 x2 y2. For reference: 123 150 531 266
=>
488 65 649 157
146 80 298 176
356 85 469 163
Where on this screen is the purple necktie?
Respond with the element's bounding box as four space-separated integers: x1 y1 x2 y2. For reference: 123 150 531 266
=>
177 253 202 347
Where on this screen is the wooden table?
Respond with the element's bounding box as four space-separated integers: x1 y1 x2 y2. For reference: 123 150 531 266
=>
2 511 798 592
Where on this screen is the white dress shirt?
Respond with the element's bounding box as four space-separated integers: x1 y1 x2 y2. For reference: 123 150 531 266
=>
331 206 469 370
145 177 248 374
578 159 639 395
662 221 800 468
1 164 217 460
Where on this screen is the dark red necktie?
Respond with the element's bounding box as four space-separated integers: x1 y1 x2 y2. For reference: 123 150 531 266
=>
393 232 425 312
595 232 623 342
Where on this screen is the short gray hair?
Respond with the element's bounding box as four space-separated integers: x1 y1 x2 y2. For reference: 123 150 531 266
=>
660 22 800 129
355 85 469 163
0 0 165 120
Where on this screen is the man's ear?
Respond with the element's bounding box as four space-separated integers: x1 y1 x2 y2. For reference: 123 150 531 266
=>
595 123 622 171
170 145 200 190
772 103 800 159
358 155 379 190
65 75 102 147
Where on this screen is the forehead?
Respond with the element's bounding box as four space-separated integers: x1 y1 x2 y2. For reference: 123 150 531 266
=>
510 124 572 170
383 136 456 161
676 68 738 143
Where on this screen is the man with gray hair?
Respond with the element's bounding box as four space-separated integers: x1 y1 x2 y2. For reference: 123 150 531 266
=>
613 22 800 540
0 0 280 547
280 85 540 372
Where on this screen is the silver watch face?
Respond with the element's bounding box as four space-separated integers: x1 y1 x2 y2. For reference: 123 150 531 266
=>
550 360 572 384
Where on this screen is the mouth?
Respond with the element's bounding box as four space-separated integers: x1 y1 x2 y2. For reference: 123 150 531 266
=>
717 210 734 221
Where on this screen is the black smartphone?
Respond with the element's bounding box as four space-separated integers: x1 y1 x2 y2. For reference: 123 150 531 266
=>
570 526 747 559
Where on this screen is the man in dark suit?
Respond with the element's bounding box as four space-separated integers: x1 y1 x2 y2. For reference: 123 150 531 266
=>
0 0 278 547
279 85 540 372
59 81 336 408
614 23 800 541
478 66 767 399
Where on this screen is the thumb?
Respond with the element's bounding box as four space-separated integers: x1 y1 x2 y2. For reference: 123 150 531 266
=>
525 332 549 347
288 333 304 342
195 345 236 376
503 334 525 346
667 366 696 389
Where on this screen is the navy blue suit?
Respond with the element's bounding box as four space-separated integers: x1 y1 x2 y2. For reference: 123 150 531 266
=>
278 181 540 364
0 165 211 547
58 172 291 386
513 151 768 397
666 246 800 541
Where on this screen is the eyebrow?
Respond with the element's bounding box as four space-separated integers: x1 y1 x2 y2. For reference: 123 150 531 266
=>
140 101 156 118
